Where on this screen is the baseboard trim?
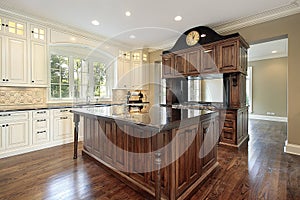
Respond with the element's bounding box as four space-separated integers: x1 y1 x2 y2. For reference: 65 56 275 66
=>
249 114 288 122
284 141 300 156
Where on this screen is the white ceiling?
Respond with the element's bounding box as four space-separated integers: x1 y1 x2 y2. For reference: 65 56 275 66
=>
0 0 297 49
248 38 288 61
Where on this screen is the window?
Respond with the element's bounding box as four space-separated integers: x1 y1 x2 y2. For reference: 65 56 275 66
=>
188 78 201 101
50 53 111 101
93 62 108 98
50 55 70 98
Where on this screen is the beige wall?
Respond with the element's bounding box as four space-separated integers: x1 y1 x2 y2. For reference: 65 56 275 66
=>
250 57 287 117
225 13 300 146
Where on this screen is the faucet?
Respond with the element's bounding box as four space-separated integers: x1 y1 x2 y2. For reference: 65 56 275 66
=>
86 96 91 104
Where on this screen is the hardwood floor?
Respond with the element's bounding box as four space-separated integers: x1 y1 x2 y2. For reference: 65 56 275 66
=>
0 119 300 200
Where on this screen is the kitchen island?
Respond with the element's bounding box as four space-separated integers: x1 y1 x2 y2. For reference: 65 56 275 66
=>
72 105 219 200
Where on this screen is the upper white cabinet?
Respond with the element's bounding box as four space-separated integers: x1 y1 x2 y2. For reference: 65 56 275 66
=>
0 35 28 85
0 17 48 87
0 17 26 38
30 24 48 86
117 50 149 90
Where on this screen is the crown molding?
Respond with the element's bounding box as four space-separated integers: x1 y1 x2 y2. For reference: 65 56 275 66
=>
212 0 300 34
0 7 129 49
155 1 300 51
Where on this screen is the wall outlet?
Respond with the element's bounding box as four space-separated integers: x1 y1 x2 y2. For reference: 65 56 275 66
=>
266 112 276 116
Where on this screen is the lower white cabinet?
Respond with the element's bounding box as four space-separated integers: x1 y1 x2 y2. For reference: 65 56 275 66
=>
52 109 74 141
0 108 77 158
0 111 30 152
32 110 50 144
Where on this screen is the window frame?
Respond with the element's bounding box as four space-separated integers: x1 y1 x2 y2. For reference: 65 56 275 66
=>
48 52 113 103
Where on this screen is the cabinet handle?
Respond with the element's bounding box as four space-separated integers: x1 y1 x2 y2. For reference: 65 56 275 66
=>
204 50 212 53
37 111 46 114
37 130 46 134
60 110 69 112
37 119 46 122
0 114 11 117
60 117 68 120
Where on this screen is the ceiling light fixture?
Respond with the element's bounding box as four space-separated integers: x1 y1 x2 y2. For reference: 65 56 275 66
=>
129 35 136 39
91 20 100 26
174 16 182 21
70 37 76 41
272 50 277 53
125 11 131 16
200 34 206 38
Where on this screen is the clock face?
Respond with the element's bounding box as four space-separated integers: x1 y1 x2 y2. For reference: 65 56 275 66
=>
186 31 200 46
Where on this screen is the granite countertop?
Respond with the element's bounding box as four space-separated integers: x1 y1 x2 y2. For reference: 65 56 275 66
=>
0 102 124 112
72 105 217 131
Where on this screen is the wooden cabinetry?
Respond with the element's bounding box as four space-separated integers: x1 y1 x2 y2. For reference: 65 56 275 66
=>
162 37 248 78
201 44 218 74
80 111 219 199
223 73 246 108
218 39 248 74
162 53 174 78
219 107 248 147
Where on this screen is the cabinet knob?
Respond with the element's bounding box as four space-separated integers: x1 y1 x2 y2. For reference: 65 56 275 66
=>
1 24 5 26
31 30 34 33
32 80 35 83
6 124 8 127
1 125 5 127
5 24 8 27
6 79 8 82
2 79 5 81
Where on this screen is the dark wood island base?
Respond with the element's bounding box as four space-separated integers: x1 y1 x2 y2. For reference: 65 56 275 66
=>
73 106 219 200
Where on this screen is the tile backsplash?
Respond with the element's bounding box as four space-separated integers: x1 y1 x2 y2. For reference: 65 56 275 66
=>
0 87 46 106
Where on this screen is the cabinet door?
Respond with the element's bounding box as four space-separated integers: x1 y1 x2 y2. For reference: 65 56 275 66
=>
0 124 5 150
162 54 174 78
175 124 199 195
6 121 29 150
218 41 237 72
174 53 186 76
31 41 47 85
201 45 217 73
186 50 200 75
0 36 4 83
201 118 217 172
53 115 73 141
6 37 27 84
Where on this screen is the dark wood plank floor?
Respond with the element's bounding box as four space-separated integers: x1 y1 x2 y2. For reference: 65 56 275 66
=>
0 119 300 200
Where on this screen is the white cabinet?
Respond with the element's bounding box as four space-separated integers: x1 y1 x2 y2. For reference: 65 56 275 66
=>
0 36 28 84
30 24 48 86
30 41 47 85
0 111 30 151
32 110 50 144
116 50 149 90
52 109 74 141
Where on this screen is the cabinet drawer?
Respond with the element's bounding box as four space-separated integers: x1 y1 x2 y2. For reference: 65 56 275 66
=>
53 109 72 116
33 110 49 118
225 112 236 119
0 111 29 121
33 118 49 129
224 120 234 128
33 129 50 144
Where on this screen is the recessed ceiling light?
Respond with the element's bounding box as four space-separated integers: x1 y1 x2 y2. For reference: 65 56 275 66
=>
200 34 206 38
272 50 277 53
91 20 100 26
70 37 76 41
125 11 131 16
129 35 136 39
174 16 182 21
